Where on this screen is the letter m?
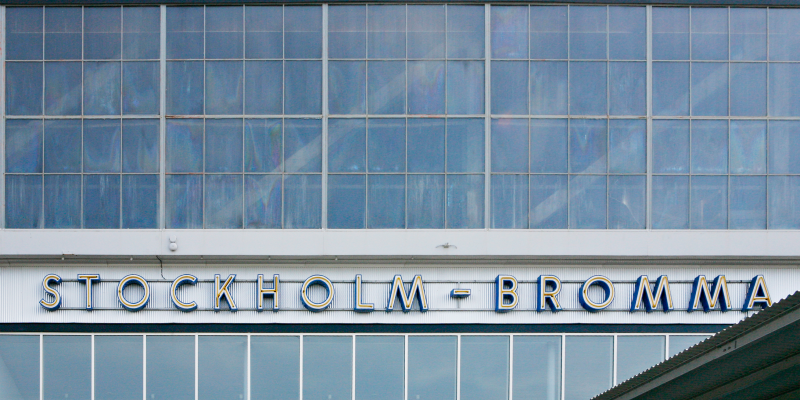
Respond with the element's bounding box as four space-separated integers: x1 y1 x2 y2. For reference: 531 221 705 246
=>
387 275 428 312
630 275 674 312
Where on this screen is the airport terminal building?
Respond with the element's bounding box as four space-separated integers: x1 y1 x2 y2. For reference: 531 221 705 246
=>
0 1 799 399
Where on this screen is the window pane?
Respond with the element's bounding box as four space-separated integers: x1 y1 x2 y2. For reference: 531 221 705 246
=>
166 119 203 173
5 175 43 229
652 175 689 229
691 62 728 116
205 6 243 59
167 61 204 115
492 6 527 59
408 174 445 229
692 120 728 174
770 121 800 174
531 174 568 229
492 119 527 173
328 174 366 229
284 119 322 173
251 336 300 400
616 336 664 384
530 6 567 60
408 5 445 59
303 337 352 400
6 62 43 116
245 175 281 229
329 61 366 115
492 61 528 115
123 7 160 60
609 62 646 116
564 336 612 400
447 119 484 173
447 175 484 229
668 336 709 357
692 8 728 60
0 335 39 400
206 119 243 173
286 61 322 115
122 174 159 229
653 62 690 116
84 174 121 229
653 120 689 174
167 7 203 59
408 61 445 115
84 119 121 173
492 175 528 229
123 62 160 115
769 9 800 61
205 61 244 115
570 6 607 60
198 336 246 400
85 7 121 60
245 61 282 115
569 119 607 174
731 8 767 61
166 175 203 229
245 6 282 59
285 6 321 59
329 119 366 173
569 175 606 229
146 336 195 400
461 336 509 400
122 119 159 173
531 61 568 115
368 61 405 115
95 336 142 400
7 7 43 60
570 62 607 115
44 62 81 115
368 119 405 173
44 120 81 173
610 7 645 60
205 174 244 229
408 336 456 400
368 174 405 228
408 119 444 173
691 176 727 229
284 174 321 229
448 6 484 59
329 6 366 59
730 176 766 229
609 175 645 229
730 63 767 116
769 176 800 229
44 336 90 400
6 120 43 173
769 63 800 117
730 120 766 174
513 336 560 400
609 119 646 173
368 5 406 59
355 336 404 400
653 8 689 60
531 119 567 173
45 7 81 60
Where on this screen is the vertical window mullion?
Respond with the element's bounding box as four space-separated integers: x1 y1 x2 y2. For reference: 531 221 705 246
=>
484 4 491 230
322 4 329 229
646 5 653 230
159 5 166 229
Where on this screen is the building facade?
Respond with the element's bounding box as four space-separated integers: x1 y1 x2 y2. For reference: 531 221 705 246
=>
0 2 799 400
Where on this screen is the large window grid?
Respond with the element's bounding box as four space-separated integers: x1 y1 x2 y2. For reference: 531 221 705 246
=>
0 332 711 400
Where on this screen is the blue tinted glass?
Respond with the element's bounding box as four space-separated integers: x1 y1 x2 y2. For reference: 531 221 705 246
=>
460 336 509 400
84 119 121 173
44 120 81 173
408 61 445 115
448 6 484 59
691 175 727 229
530 174 567 229
769 9 800 61
368 5 406 59
44 62 81 115
492 61 528 115
653 8 689 60
408 5 445 59
609 62 646 116
691 62 728 116
284 119 322 173
7 7 43 60
691 120 728 174
769 121 800 174
531 119 568 173
285 61 322 115
447 61 486 114
569 62 607 115
123 62 159 115
368 61 405 114
167 61 204 115
146 336 194 400
45 7 81 60
84 7 121 60
730 120 766 174
43 336 90 399
166 119 203 173
731 8 767 61
730 176 766 229
368 118 405 172
447 119 484 173
492 6 527 59
569 119 607 174
328 174 366 229
166 174 203 229
205 174 243 229
570 6 607 60
6 62 43 116
122 174 158 229
329 6 366 59
492 119 528 173
408 336 456 400
492 174 528 229
250 337 299 400
653 120 689 173
408 174 445 229
284 7 321 59
329 119 366 173
167 7 203 59
769 63 800 117
205 119 243 173
197 336 247 400
6 120 43 173
205 61 244 115
407 119 444 173
531 61 568 115
284 174 321 229
530 6 567 60
44 174 80 228
5 175 43 229
245 6 282 59
205 6 243 59
0 335 40 400
303 337 352 400
608 175 645 229
368 174 405 228
245 175 281 229
609 120 646 173
123 7 160 60
609 7 645 60
691 8 728 61
329 61 366 115
513 336 561 400
730 63 767 116
122 119 159 173
355 336 404 400
447 174 484 229
652 175 689 229
564 337 612 400
569 175 606 229
84 174 120 229
769 176 800 229
245 61 282 115
245 119 282 173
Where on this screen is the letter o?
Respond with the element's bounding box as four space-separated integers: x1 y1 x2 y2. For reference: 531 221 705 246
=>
117 274 150 311
301 275 334 312
579 275 615 312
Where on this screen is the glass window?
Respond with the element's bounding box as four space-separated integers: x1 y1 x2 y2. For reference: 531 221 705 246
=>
284 174 321 229
6 175 43 229
45 7 81 60
610 7 646 60
123 7 160 60
730 63 767 117
531 175 568 229
570 6 607 60
609 62 646 116
205 174 244 229
205 61 244 115
513 336 561 400
206 7 243 59
653 8 689 60
653 175 690 229
653 120 690 174
0 335 39 400
303 336 352 400
461 336 509 400
448 6 484 59
653 62 690 116
769 63 800 117
368 5 405 59
609 120 646 174
492 174 529 229
245 174 282 229
408 336 457 400
730 121 766 174
43 335 90 400
493 61 528 115
692 8 728 61
95 336 143 400
328 174 366 229
330 6 366 59
691 120 728 174
692 176 727 229
355 336 404 400
408 5 445 59
669 335 710 357
251 336 300 400
569 119 607 174
84 174 121 228
492 119 528 173
6 62 43 116
691 62 728 116
408 174 445 229
564 336 612 400
123 62 159 115
731 8 766 61
569 175 607 229
408 61 445 115
85 7 121 60
769 176 800 229
7 7 43 60
492 6 527 59
616 336 665 384
147 336 195 400
368 174 405 229
769 9 800 61
569 62 607 115
329 61 366 115
730 175 766 229
447 174 484 229
531 119 568 173
245 6 282 59
609 175 646 229
530 6 567 60
198 336 246 400
6 120 43 173
167 7 203 59
531 61 568 115
285 6 321 59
